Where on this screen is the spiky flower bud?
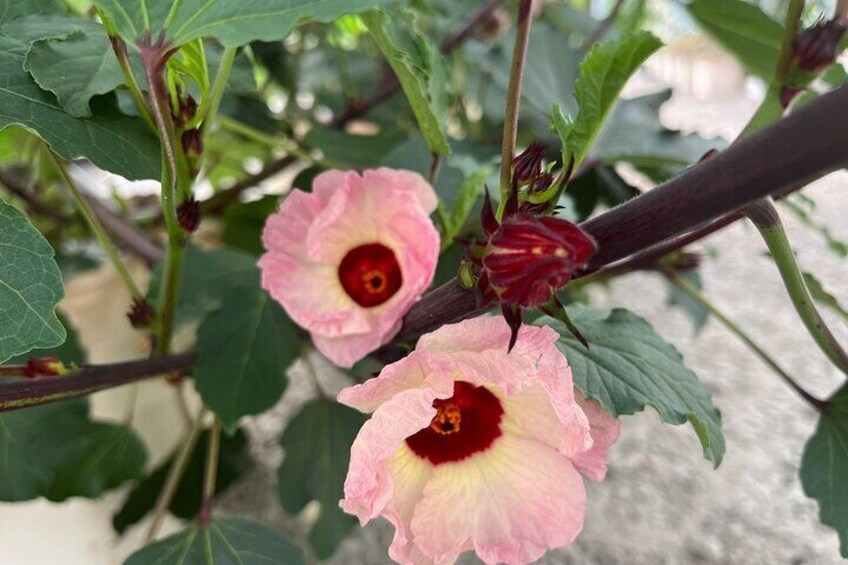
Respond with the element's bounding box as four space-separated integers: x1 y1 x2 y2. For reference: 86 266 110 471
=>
177 196 201 233
795 19 847 73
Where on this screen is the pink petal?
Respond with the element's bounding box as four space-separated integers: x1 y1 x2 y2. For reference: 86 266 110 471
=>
364 168 439 214
409 434 586 565
571 392 621 481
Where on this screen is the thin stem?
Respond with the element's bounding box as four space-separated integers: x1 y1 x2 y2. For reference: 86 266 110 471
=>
145 409 206 542
97 8 155 131
665 270 825 410
777 0 805 84
497 0 534 217
198 46 236 127
749 200 848 377
141 44 190 355
47 151 143 300
198 418 222 526
0 353 194 412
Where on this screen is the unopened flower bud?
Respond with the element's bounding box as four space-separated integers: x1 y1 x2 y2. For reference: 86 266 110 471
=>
512 143 546 185
795 19 847 73
177 196 201 233
127 297 156 329
181 128 204 158
176 94 198 126
23 357 67 379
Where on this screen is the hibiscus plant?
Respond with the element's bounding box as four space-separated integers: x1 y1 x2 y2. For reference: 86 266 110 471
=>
0 0 847 563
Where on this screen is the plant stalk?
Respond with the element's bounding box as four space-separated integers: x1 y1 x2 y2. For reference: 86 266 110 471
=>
497 0 534 217
145 409 207 542
664 270 825 410
198 418 222 526
749 200 848 377
47 151 143 300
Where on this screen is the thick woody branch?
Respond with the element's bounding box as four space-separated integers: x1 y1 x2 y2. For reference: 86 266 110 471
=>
392 84 848 345
0 353 194 412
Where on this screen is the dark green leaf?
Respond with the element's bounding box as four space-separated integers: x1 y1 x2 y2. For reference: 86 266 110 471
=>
194 287 300 432
801 383 848 557
0 398 147 501
304 126 407 169
804 271 848 326
362 10 451 155
278 399 365 559
222 196 280 255
0 23 159 180
94 0 395 47
124 515 306 565
553 31 663 168
114 430 253 534
688 0 782 79
0 198 66 363
0 0 64 22
8 312 86 364
538 306 725 466
565 164 639 222
592 90 727 178
25 31 126 118
147 245 259 327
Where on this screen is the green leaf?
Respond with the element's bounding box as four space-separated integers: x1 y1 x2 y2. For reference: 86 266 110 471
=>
800 383 848 557
113 429 253 534
94 0 395 47
25 31 126 118
688 0 782 79
554 31 662 168
124 515 306 565
362 10 451 155
438 167 489 247
804 271 848 326
0 22 160 180
538 306 725 467
564 164 639 222
8 312 86 364
0 0 63 22
147 245 259 327
194 287 300 432
591 90 727 178
222 195 280 255
0 198 66 363
278 399 365 559
0 398 147 501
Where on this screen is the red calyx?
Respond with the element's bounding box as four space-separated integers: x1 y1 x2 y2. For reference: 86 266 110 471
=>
23 357 66 379
795 19 847 73
177 197 201 233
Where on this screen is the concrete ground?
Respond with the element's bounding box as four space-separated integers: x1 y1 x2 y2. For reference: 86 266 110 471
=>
0 40 845 564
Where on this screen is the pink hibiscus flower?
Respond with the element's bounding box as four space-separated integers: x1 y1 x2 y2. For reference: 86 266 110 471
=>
338 316 620 565
259 168 440 367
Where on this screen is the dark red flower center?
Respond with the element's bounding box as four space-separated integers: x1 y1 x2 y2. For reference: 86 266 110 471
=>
406 381 504 465
338 243 403 308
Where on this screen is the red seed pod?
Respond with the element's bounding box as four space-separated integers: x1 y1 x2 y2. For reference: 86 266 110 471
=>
23 357 67 379
127 297 156 329
794 19 847 73
177 196 201 233
512 143 546 185
482 214 597 308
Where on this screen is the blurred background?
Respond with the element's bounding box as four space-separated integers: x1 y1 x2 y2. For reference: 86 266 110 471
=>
0 0 846 563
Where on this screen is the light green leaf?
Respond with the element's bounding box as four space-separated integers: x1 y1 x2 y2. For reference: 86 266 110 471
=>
278 398 366 558
804 271 848 326
801 383 848 557
688 0 782 79
538 306 725 467
124 515 306 565
93 0 396 47
0 398 147 501
437 167 488 248
0 26 160 180
25 31 125 118
362 10 451 155
554 31 662 168
0 198 65 363
194 287 300 432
